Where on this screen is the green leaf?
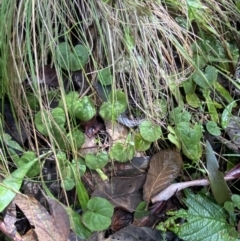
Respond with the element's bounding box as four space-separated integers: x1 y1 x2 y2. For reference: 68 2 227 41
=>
206 141 230 204
66 208 92 239
97 68 113 85
73 96 96 121
231 195 240 209
169 107 191 125
186 93 201 108
73 172 89 211
0 159 37 212
62 176 75 191
193 54 207 69
34 108 66 136
51 107 66 128
109 142 135 162
192 65 218 89
56 42 88 71
221 101 237 129
167 133 181 150
166 190 238 241
34 110 49 136
176 122 202 162
110 90 128 114
99 102 116 120
85 151 109 170
99 90 127 120
134 201 150 219
66 129 85 150
74 44 89 68
214 82 235 105
206 121 221 136
202 89 219 123
71 158 86 176
58 91 79 115
15 151 40 177
139 120 162 142
2 133 24 152
82 197 114 232
134 133 151 151
154 98 168 119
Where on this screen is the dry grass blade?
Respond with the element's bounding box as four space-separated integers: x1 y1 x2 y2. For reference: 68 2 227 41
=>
143 150 183 203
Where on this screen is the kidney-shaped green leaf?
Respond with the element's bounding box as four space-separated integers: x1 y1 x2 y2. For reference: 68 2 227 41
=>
85 152 109 170
139 121 162 142
82 197 114 231
73 96 96 121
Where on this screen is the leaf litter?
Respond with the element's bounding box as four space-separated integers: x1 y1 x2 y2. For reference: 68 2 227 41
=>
143 150 183 203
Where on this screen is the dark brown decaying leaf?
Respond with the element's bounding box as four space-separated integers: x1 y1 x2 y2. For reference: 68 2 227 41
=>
107 226 176 241
11 194 70 241
143 150 183 203
39 65 59 87
91 175 146 211
111 208 133 232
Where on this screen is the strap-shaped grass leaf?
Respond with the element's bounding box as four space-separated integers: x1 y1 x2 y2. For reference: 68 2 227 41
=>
221 101 237 129
82 197 114 231
0 159 37 212
166 190 238 241
143 150 183 203
206 141 230 204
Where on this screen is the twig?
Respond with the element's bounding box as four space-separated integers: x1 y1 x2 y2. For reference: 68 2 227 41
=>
151 175 235 203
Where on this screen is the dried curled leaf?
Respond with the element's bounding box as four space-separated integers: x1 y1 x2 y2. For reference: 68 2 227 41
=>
143 150 183 203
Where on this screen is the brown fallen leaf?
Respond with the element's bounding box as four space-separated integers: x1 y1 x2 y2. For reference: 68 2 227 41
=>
11 194 70 241
111 207 133 232
38 65 59 87
143 150 183 203
92 175 146 211
107 226 177 241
